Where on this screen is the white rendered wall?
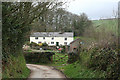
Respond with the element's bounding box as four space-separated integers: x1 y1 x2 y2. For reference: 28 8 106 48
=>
30 37 73 46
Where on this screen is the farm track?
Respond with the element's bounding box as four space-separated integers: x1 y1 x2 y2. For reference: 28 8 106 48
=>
27 64 67 79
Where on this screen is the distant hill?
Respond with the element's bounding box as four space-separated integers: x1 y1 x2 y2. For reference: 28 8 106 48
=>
92 18 118 34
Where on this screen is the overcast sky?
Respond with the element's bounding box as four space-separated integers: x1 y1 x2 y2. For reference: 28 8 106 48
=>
65 0 120 20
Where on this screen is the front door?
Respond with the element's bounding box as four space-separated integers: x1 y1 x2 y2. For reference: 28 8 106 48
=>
56 42 59 46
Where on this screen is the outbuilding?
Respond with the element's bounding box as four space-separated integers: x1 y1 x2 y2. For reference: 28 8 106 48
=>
67 38 81 63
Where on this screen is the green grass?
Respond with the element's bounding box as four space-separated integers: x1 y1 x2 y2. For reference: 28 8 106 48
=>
92 19 118 35
62 63 105 78
74 36 95 41
2 54 30 78
26 49 32 52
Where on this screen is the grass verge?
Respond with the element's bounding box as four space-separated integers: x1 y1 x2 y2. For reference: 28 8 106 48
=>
2 53 30 78
62 62 105 78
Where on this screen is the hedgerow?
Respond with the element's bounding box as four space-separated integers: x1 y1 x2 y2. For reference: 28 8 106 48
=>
79 47 119 79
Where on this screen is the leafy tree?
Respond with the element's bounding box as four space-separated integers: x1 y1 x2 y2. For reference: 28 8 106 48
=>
2 1 66 78
2 2 63 59
73 13 92 36
31 8 92 36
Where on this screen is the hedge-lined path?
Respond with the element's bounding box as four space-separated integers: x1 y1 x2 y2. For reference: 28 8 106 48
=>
27 64 66 78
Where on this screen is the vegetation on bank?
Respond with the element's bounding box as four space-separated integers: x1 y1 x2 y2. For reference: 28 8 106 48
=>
63 62 105 78
2 54 30 78
2 2 64 78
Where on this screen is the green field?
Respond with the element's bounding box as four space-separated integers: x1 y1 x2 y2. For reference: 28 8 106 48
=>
92 19 118 34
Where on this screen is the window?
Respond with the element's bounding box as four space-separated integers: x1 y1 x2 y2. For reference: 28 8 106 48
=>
52 37 54 40
43 37 45 39
65 38 67 40
35 37 38 39
64 42 67 45
51 42 54 44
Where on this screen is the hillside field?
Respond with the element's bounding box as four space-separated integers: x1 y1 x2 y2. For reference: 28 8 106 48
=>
92 19 118 35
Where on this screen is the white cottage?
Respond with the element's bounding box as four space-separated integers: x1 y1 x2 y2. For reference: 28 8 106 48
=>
30 32 74 46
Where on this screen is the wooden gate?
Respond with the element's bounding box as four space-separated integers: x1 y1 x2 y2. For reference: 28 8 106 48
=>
53 53 68 64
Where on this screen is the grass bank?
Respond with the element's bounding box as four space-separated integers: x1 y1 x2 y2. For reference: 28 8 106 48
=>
62 62 105 78
2 53 30 78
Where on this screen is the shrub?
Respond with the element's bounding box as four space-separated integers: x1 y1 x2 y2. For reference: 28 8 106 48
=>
42 42 48 47
67 52 80 64
79 47 119 78
59 45 66 53
29 42 39 49
30 42 39 47
24 51 55 64
25 41 31 46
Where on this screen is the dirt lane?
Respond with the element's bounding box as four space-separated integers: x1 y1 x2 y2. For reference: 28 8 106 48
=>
26 64 66 78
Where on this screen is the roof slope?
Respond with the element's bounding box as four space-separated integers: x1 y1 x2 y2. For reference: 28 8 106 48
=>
70 38 81 44
30 32 74 37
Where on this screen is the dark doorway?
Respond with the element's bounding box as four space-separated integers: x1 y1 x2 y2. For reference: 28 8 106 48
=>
56 42 59 46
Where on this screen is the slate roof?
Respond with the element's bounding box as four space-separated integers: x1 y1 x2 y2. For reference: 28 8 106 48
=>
70 38 80 44
30 32 74 37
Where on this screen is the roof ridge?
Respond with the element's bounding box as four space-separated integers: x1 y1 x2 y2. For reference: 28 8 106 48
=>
30 32 74 37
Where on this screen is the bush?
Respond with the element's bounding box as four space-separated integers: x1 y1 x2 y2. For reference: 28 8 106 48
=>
42 42 48 47
67 52 80 64
30 42 39 47
59 45 66 53
29 42 39 49
89 48 119 78
24 41 30 46
79 47 119 78
24 51 55 64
